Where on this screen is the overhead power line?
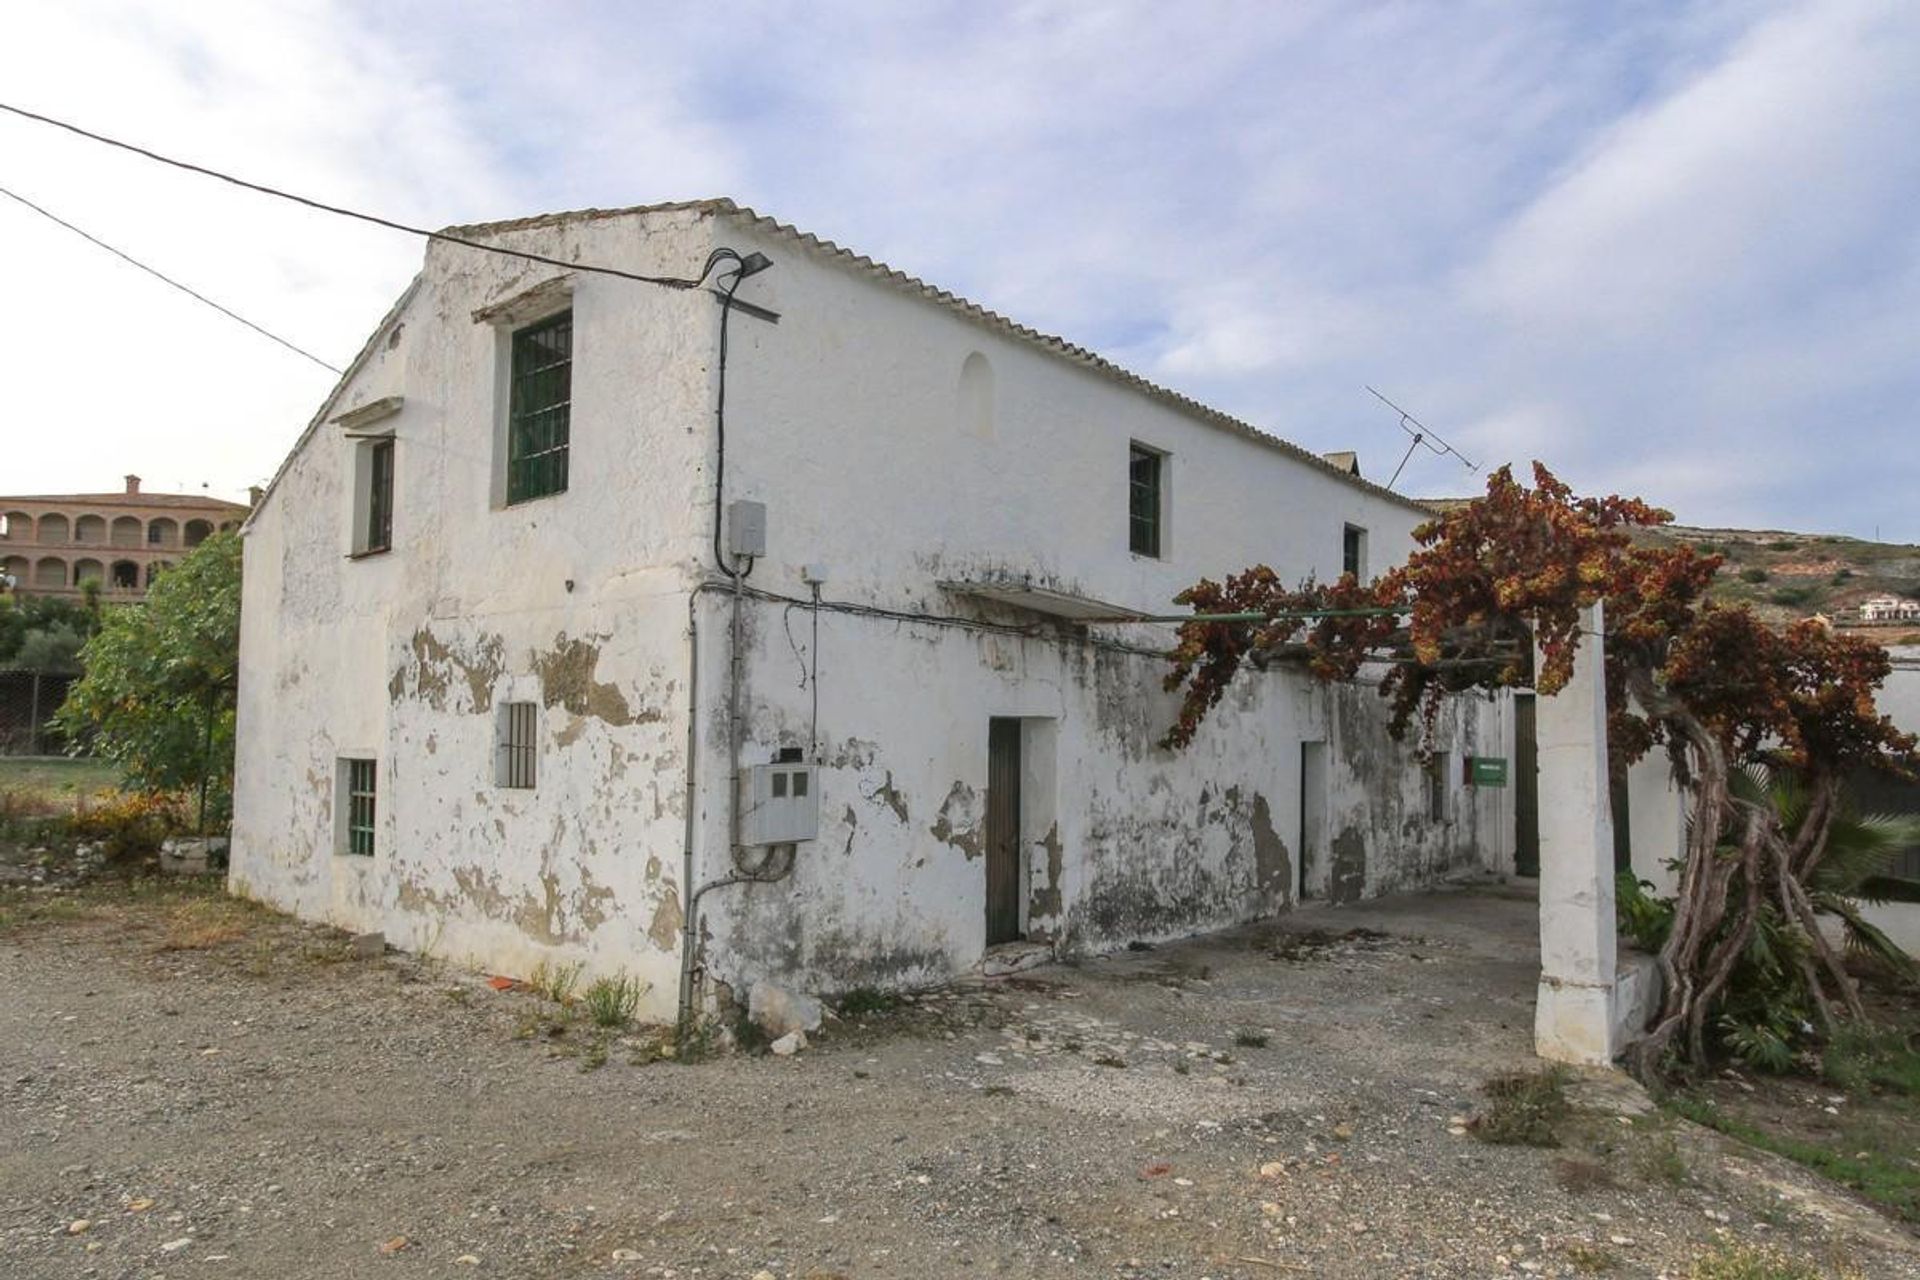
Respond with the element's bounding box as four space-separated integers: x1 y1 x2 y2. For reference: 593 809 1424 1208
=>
0 181 343 374
0 100 709 292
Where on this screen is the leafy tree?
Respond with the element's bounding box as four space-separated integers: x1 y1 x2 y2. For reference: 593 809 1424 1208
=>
0 587 101 672
1162 464 1918 1082
56 533 241 830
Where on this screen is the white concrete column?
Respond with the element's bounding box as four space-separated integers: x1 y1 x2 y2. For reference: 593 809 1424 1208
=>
1534 602 1620 1065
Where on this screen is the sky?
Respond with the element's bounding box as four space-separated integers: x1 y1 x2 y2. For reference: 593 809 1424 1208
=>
1 0 1916 538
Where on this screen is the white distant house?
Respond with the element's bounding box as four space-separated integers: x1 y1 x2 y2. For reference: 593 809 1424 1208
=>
230 200 1519 1024
1860 595 1920 623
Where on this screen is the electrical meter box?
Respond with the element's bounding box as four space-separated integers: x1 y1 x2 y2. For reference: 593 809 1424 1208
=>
741 761 818 845
727 499 767 559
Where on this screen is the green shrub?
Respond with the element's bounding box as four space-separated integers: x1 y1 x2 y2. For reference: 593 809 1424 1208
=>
1739 567 1770 584
582 972 645 1027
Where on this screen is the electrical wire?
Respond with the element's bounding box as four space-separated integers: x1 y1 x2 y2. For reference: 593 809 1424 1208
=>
0 101 708 292
0 181 342 374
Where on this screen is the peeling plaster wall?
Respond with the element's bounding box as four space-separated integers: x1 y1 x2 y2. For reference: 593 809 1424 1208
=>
235 202 1512 1020
233 210 719 1019
692 213 1509 999
698 595 1508 996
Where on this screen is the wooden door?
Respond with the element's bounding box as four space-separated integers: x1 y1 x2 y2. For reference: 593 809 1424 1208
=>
985 718 1023 945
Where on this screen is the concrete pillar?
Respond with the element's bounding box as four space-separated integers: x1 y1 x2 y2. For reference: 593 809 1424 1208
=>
1534 602 1621 1065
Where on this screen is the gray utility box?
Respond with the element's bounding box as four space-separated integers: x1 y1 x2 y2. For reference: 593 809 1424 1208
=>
727 499 767 559
741 761 819 845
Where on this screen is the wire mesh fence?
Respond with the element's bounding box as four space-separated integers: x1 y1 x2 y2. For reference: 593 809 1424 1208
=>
0 668 80 756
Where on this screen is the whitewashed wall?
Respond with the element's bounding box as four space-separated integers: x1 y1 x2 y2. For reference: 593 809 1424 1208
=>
235 203 1512 1021
233 209 718 1013
692 214 1508 999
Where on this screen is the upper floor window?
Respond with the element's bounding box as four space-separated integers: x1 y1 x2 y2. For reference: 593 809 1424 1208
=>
1129 444 1164 558
352 437 395 555
507 311 573 505
1343 524 1368 580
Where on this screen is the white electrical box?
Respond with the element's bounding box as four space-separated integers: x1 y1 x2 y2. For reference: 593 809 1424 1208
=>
727 499 767 558
741 761 818 845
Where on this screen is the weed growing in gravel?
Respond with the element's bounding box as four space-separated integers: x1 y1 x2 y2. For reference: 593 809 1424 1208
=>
1093 1054 1127 1069
158 898 253 951
1172 1059 1191 1076
580 1039 608 1072
1686 1243 1826 1280
1233 1028 1270 1048
1636 1132 1690 1186
529 959 585 1006
582 972 645 1028
1562 1243 1619 1273
1470 1066 1571 1147
836 986 904 1017
1552 1157 1619 1194
0 890 86 928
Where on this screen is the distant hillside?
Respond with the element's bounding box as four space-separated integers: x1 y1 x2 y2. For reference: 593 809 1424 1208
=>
1419 500 1920 639
1645 526 1920 636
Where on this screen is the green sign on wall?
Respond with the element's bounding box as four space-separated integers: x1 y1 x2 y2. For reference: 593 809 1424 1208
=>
1469 756 1509 788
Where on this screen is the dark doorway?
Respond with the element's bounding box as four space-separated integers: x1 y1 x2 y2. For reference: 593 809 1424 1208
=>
985 718 1023 945
1609 757 1633 873
1298 741 1328 900
1514 694 1540 877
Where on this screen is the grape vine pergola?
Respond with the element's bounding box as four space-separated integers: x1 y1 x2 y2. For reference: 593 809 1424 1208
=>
1161 464 1917 1082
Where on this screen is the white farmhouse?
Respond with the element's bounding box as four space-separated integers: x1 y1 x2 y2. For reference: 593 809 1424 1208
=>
1860 595 1920 623
232 200 1515 1024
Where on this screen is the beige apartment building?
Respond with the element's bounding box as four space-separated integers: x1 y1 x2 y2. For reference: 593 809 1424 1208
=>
0 475 249 600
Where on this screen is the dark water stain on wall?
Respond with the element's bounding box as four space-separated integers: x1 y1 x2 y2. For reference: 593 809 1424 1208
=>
1250 793 1293 905
1329 827 1368 904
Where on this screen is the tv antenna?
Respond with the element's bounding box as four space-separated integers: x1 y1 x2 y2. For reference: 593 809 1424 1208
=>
1366 386 1478 491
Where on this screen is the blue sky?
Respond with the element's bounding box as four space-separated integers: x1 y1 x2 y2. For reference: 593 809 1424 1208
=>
2 1 1916 539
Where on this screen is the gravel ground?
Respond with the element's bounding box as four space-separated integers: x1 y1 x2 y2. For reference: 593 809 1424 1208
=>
1 880 1915 1280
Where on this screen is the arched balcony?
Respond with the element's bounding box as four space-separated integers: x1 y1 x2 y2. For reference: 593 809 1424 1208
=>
73 558 105 588
110 516 142 548
110 560 140 590
38 514 69 545
74 514 107 545
2 511 30 542
34 556 67 589
147 517 179 547
184 518 214 547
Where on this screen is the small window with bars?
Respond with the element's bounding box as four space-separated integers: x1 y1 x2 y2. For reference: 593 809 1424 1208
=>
496 701 538 789
506 311 572 505
1129 444 1163 558
341 758 377 856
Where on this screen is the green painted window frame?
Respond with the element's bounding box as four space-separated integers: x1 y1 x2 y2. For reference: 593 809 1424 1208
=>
1129 445 1162 557
506 310 573 505
365 438 394 553
344 758 377 857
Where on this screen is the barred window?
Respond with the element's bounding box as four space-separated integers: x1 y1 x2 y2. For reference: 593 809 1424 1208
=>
342 758 377 856
496 701 538 789
506 311 572 505
1343 524 1368 580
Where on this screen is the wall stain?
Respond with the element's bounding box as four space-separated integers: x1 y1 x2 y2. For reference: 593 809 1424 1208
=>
1030 820 1064 920
534 633 657 726
866 771 909 823
842 804 859 858
648 886 683 951
390 627 505 712
929 781 983 860
1249 792 1293 904
1329 827 1367 905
